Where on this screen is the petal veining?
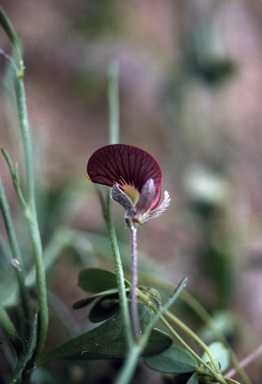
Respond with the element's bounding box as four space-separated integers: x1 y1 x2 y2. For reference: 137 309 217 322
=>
87 144 162 209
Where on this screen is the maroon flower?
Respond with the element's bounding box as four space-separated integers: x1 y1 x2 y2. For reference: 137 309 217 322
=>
87 144 170 225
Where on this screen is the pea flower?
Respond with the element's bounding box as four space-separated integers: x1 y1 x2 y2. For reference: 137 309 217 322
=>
87 144 170 226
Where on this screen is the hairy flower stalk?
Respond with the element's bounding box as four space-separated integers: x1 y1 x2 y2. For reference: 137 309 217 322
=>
128 220 139 338
87 144 170 341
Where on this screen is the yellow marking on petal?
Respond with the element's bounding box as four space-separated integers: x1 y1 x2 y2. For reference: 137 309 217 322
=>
120 182 140 205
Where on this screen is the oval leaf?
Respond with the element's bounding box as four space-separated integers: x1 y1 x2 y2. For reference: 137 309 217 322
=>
201 341 230 372
37 304 172 365
78 268 130 293
144 345 198 374
144 329 172 356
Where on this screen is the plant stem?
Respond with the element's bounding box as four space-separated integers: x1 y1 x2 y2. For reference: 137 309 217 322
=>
129 225 139 339
0 179 24 270
137 277 187 342
0 305 23 355
8 315 38 384
137 282 228 383
180 290 251 384
114 345 141 384
103 193 133 349
105 61 133 349
108 62 119 145
160 315 228 384
164 310 219 372
0 6 22 64
14 77 35 205
1 6 49 361
1 148 28 211
13 59 48 360
0 178 31 339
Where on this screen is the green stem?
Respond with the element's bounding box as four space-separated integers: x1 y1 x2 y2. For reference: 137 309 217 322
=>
14 76 35 205
137 282 228 384
114 278 188 384
103 193 133 349
8 315 38 384
0 6 22 65
1 7 48 360
0 177 31 339
114 345 141 384
108 62 120 145
14 62 47 361
0 305 23 356
165 310 219 372
138 277 187 344
26 226 95 287
0 178 24 269
160 315 227 384
105 61 133 349
1 150 46 347
181 291 251 384
1 148 28 210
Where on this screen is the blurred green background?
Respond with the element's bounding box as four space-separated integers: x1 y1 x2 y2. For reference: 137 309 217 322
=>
1 1 262 382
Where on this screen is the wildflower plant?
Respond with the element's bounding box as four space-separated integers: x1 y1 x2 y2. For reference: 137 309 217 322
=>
0 6 259 384
87 143 171 338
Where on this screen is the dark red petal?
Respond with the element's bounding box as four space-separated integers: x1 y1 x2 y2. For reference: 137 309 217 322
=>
87 144 162 209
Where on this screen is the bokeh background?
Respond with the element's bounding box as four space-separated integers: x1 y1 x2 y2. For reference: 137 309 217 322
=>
1 1 262 382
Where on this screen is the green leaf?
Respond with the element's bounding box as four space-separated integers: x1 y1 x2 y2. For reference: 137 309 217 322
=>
145 328 172 356
78 268 130 293
72 288 120 309
201 341 230 372
37 304 172 365
144 344 198 374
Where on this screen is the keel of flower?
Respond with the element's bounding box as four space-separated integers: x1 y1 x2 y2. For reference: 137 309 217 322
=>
111 178 156 226
111 179 170 227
